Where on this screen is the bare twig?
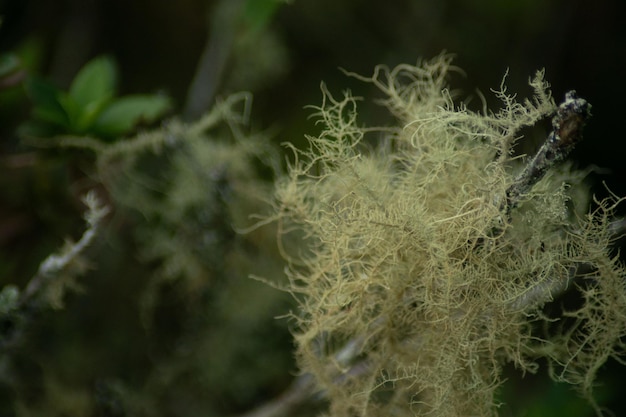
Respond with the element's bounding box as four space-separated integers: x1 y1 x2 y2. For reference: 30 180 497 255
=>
183 0 245 120
237 374 317 417
236 336 368 417
505 263 596 312
504 91 591 216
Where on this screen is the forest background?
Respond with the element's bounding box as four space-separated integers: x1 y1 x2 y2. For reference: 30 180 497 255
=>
1 0 626 416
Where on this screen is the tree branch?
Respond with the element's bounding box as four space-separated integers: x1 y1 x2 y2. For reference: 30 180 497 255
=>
183 0 245 120
18 191 109 308
504 91 591 216
0 191 109 351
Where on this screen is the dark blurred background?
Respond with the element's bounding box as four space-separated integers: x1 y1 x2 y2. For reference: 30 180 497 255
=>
1 0 625 416
2 0 625 189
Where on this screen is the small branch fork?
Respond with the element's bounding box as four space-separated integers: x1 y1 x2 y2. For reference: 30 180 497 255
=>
237 92 599 417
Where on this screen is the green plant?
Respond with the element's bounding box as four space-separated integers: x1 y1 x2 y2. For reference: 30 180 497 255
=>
21 56 171 139
272 55 626 416
2 4 624 412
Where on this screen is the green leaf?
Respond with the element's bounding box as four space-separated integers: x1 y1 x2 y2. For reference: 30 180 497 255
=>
69 56 117 109
59 91 111 134
93 94 172 138
77 97 112 133
24 76 69 127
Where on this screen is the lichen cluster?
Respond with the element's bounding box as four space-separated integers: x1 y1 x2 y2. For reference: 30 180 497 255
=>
275 55 626 416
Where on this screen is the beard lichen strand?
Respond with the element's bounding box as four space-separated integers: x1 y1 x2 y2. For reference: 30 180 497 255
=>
274 55 626 417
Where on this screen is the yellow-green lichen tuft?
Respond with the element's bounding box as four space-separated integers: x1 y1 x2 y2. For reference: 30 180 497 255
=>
275 55 626 416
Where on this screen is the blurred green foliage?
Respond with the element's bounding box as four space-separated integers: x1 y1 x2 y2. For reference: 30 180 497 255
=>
243 0 287 31
20 56 171 139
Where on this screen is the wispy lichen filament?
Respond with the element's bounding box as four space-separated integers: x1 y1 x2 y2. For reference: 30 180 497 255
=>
274 55 626 417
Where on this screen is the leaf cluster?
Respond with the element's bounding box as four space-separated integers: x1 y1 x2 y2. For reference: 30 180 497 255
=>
20 56 171 140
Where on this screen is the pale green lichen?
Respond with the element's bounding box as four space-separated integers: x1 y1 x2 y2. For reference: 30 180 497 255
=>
275 55 626 416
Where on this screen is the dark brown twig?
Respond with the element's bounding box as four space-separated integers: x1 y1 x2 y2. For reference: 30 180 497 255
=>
504 91 591 216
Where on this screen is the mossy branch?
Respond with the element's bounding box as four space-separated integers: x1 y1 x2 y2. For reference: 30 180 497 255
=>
0 191 108 351
19 191 109 308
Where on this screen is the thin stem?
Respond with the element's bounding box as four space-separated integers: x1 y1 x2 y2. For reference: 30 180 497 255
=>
183 0 245 120
505 263 594 312
504 91 591 216
19 191 109 308
236 374 317 417
236 336 369 417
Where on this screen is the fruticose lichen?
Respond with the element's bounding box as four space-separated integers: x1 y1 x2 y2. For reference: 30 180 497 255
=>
274 55 626 416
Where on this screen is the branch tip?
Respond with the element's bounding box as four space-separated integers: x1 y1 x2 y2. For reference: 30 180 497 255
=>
504 91 591 215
